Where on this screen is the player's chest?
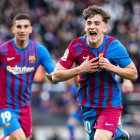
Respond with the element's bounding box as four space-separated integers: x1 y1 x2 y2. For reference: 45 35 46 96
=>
1 50 37 67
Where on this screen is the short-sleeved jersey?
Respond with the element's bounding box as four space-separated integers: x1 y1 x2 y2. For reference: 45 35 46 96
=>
59 35 132 108
0 39 55 109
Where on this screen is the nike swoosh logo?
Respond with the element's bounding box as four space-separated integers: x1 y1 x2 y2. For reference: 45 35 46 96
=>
83 56 88 59
105 123 113 126
7 57 15 61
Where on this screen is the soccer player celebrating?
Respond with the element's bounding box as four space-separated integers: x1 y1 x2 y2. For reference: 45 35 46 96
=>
51 5 138 140
0 13 55 140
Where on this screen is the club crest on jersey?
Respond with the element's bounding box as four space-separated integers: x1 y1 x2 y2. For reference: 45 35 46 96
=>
29 56 36 63
99 53 104 58
61 49 69 61
5 122 10 128
98 53 104 72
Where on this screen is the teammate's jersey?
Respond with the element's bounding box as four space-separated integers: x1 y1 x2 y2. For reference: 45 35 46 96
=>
0 39 55 109
59 35 132 108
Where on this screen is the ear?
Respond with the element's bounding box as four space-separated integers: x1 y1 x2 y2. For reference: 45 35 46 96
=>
12 27 15 34
29 26 33 33
103 25 108 33
85 24 86 31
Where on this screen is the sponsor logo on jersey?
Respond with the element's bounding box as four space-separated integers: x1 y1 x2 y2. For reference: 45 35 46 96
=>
61 49 69 61
7 66 34 74
5 122 10 128
29 56 36 63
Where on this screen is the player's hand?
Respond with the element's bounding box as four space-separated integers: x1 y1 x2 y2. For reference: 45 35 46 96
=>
99 57 113 71
46 73 53 82
122 79 134 93
79 56 99 73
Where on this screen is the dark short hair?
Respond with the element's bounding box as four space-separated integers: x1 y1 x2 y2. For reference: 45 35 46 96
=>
13 13 31 25
83 5 111 23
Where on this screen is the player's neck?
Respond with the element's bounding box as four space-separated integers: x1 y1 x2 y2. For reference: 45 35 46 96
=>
14 38 28 49
88 36 103 48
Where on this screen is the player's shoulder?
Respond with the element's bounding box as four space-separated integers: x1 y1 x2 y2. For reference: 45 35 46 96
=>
0 39 12 46
33 41 47 50
0 39 13 50
69 36 86 48
70 36 85 45
104 35 123 47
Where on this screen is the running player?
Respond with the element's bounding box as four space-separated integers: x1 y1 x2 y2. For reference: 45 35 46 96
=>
0 13 55 140
51 5 137 140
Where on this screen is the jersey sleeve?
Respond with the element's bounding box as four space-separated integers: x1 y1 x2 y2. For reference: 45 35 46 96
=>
36 43 55 74
59 41 75 69
110 39 132 68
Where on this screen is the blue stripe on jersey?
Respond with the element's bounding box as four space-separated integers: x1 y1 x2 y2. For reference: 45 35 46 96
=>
21 51 25 107
21 47 29 107
7 72 12 108
93 72 100 108
73 42 83 55
84 76 91 107
80 36 85 41
112 72 122 107
14 73 20 108
102 71 109 107
78 86 84 105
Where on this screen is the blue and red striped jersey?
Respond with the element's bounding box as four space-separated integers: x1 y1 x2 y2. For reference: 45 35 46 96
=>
59 35 132 108
0 38 55 109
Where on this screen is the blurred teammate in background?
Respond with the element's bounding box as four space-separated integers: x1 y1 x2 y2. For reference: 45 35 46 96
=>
51 5 137 140
0 13 55 140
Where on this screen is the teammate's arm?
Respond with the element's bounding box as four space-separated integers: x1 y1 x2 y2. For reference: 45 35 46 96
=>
37 43 55 83
52 56 99 83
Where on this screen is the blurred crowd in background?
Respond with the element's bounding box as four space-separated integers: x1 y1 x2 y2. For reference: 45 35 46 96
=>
0 0 140 81
0 0 140 140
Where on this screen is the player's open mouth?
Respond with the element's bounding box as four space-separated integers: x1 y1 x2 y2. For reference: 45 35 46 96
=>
20 35 25 37
90 31 97 38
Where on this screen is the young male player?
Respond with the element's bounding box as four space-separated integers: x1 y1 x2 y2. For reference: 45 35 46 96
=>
0 13 55 140
51 5 137 140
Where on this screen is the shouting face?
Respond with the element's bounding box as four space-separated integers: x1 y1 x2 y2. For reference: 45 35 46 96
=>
85 14 108 48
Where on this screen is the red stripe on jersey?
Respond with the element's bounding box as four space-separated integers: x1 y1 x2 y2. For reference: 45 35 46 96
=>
89 74 96 108
98 69 105 107
24 47 30 106
0 45 8 108
31 42 37 81
0 66 8 109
